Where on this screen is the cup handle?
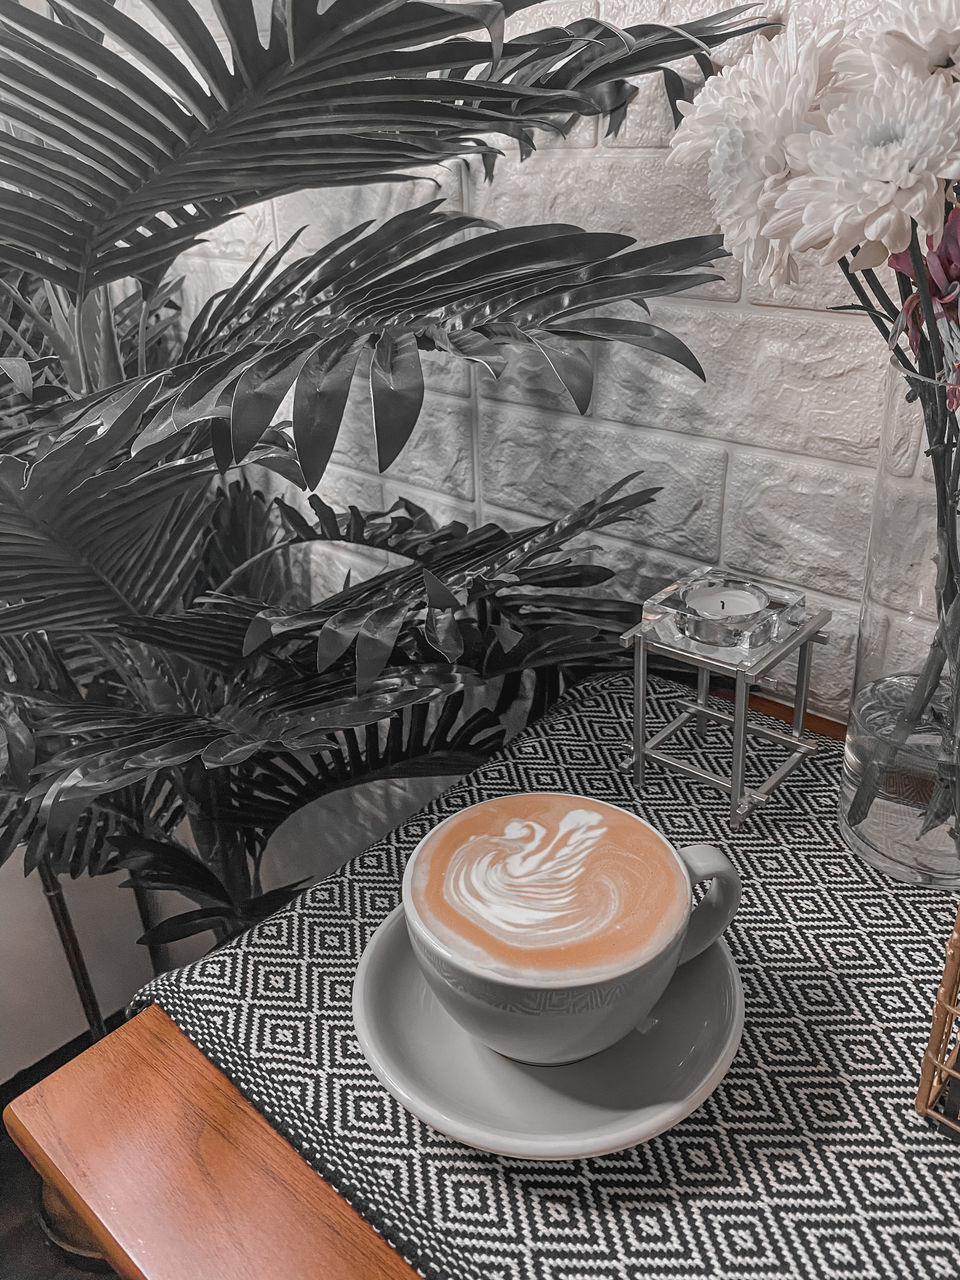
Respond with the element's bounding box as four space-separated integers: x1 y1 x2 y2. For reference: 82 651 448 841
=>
675 843 741 965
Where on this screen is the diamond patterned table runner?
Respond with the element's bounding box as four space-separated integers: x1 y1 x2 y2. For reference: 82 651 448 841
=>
130 673 960 1280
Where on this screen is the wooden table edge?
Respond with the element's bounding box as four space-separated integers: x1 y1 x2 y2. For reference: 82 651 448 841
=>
3 1004 417 1280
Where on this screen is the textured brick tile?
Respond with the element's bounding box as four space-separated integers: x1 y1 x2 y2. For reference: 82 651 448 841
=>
480 402 727 559
723 454 871 598
593 300 886 466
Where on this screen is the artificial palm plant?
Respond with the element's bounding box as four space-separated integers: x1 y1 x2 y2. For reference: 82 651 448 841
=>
0 1 764 960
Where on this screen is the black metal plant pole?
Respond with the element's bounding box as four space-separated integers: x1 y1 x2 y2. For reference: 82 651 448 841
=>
37 856 107 1042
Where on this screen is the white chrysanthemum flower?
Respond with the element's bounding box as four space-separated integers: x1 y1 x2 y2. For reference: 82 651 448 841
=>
836 0 960 85
765 64 960 270
671 22 841 285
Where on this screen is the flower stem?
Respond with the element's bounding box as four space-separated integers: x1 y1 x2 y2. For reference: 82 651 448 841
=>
845 225 960 844
837 256 915 375
907 227 958 609
845 598 953 826
861 268 900 322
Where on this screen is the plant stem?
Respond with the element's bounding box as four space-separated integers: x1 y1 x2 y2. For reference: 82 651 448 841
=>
72 277 92 396
137 283 148 378
38 854 106 1040
0 313 42 361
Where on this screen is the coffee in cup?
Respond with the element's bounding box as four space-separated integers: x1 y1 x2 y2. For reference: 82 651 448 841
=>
402 793 740 1065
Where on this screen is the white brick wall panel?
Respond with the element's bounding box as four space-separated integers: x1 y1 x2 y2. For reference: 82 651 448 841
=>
593 301 886 465
746 260 852 313
479 402 727 559
273 166 465 257
506 0 600 34
314 464 385 517
588 532 707 600
723 454 872 598
420 351 473 400
198 201 277 261
175 253 248 331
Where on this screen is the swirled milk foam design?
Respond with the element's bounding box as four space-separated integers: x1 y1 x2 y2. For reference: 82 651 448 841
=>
409 794 689 980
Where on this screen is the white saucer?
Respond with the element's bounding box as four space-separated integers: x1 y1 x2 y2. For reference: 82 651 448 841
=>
352 906 744 1161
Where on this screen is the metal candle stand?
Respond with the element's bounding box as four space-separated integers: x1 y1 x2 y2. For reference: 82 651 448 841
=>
621 570 832 829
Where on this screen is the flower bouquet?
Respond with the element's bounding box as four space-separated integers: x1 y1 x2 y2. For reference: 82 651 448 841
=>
672 3 960 883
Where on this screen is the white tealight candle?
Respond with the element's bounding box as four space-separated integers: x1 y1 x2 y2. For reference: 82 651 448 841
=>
683 585 767 620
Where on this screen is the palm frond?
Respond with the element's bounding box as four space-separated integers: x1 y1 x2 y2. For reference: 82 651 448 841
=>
0 267 181 423
0 631 187 873
0 400 302 634
0 0 768 291
20 475 645 822
252 472 656 646
107 207 726 485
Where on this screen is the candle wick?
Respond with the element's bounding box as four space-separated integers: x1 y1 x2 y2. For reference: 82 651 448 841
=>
720 601 725 612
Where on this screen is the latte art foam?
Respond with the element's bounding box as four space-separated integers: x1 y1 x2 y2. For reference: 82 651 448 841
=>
446 810 616 947
409 794 689 980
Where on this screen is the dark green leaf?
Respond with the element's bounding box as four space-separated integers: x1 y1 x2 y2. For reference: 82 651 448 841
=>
315 606 370 674
546 318 705 380
240 878 311 923
424 607 464 661
0 356 32 397
138 906 236 946
104 837 232 905
356 603 409 692
423 567 460 611
371 329 424 472
0 707 36 787
230 338 318 464
293 337 363 490
527 332 594 411
0 0 762 290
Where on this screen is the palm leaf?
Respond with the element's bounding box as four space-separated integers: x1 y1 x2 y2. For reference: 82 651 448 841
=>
252 472 657 646
0 267 181 415
105 206 725 479
0 1 767 292
24 663 481 824
0 401 301 634
0 629 186 874
21 475 649 829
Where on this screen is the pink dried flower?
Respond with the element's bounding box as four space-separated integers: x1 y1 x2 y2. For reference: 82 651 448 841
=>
889 208 960 361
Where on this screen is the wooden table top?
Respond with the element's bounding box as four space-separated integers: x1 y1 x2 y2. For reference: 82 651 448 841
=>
4 1004 416 1280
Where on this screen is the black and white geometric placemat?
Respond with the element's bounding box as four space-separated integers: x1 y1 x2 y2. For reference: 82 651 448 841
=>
130 674 960 1280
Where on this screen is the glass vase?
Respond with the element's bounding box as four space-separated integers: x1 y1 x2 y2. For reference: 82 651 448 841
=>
838 368 960 886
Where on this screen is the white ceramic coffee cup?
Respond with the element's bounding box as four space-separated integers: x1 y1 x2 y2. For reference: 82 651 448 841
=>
401 796 740 1066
